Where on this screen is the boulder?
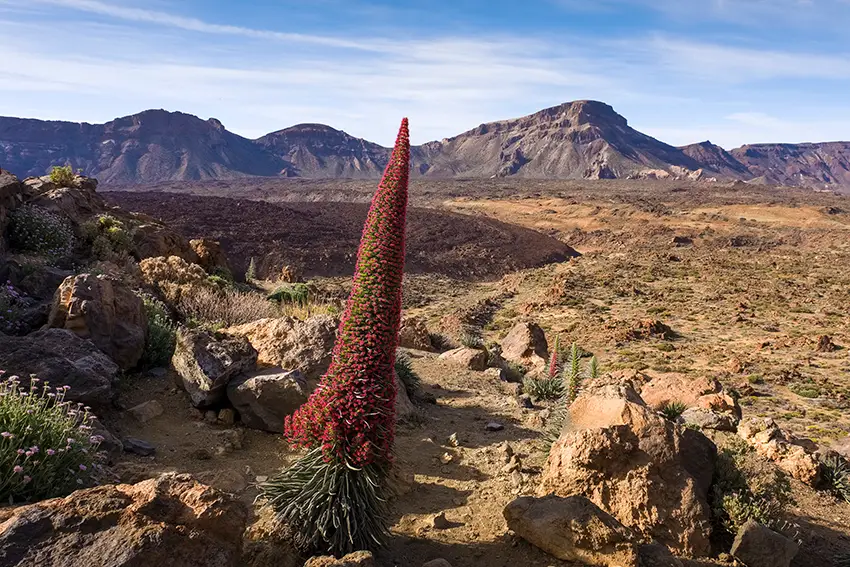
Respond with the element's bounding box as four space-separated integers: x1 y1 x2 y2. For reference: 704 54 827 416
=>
131 222 199 263
127 400 164 424
0 473 248 567
172 328 258 408
395 370 417 420
504 495 639 567
398 316 433 351
500 321 549 371
48 274 147 370
0 259 73 300
226 368 308 433
0 172 25 254
0 328 118 406
737 418 823 486
638 373 721 409
190 239 231 277
438 347 488 371
539 380 715 557
304 552 374 567
730 520 799 567
680 407 737 432
22 174 105 226
222 315 337 379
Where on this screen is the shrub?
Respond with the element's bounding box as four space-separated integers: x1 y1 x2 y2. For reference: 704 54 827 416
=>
48 165 75 187
660 401 687 421
177 287 281 328
428 332 456 353
0 282 27 335
458 329 484 349
82 214 133 261
8 205 74 259
139 296 176 368
710 446 793 534
262 118 410 555
523 375 564 401
394 352 421 397
821 455 850 503
0 373 107 503
542 345 601 452
245 257 257 281
268 283 310 306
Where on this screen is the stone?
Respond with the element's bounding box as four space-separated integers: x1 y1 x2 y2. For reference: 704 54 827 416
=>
123 438 156 456
218 408 236 425
731 520 799 567
836 435 850 460
539 380 715 557
737 418 822 486
816 334 836 352
500 321 549 372
0 473 247 567
172 328 258 408
190 238 231 277
0 172 25 255
395 370 418 421
504 495 639 567
195 469 248 494
638 373 721 410
222 315 337 379
438 347 488 371
90 419 123 460
127 400 164 424
680 407 737 432
517 394 534 408
398 315 434 351
486 422 505 432
131 222 199 263
226 368 308 433
422 560 453 567
0 328 119 407
47 274 147 370
304 551 375 567
216 429 245 451
431 512 452 529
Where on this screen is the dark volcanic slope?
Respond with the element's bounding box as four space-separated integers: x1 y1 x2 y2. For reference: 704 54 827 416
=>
104 192 578 280
679 141 751 179
730 142 850 188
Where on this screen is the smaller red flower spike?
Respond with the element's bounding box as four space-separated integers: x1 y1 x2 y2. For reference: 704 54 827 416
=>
285 118 410 467
548 336 560 380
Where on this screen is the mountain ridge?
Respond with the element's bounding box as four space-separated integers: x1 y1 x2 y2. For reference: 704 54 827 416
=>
1 102 848 191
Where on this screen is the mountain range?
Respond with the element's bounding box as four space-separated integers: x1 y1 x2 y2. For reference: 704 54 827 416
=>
1 100 848 191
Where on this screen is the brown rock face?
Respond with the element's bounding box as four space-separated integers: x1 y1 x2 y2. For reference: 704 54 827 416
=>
737 417 823 486
190 238 231 277
131 222 199 263
539 380 716 557
504 495 639 567
0 473 249 567
222 315 338 379
0 328 119 406
500 321 549 372
22 174 105 225
48 274 148 370
398 315 434 351
638 373 722 409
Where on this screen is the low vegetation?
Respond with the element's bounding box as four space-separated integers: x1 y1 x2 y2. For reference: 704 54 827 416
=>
8 204 75 259
139 295 177 368
0 282 27 335
821 455 850 504
82 214 133 261
660 401 688 421
394 352 421 397
0 374 106 503
48 164 76 187
178 287 281 328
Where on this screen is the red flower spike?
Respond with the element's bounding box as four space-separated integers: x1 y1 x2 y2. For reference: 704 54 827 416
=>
285 118 410 468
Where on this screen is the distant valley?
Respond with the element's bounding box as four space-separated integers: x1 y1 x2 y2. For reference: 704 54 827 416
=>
1 100 849 191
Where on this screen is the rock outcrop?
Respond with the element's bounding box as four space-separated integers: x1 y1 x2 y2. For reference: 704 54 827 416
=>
190 238 231 277
500 321 549 372
539 379 716 557
0 328 119 406
638 373 741 432
226 368 308 433
222 315 337 379
398 315 434 351
0 473 248 567
172 329 258 408
21 174 105 226
48 274 147 370
737 417 823 486
438 347 488 371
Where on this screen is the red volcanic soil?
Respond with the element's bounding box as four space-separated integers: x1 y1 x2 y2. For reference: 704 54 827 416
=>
104 192 578 280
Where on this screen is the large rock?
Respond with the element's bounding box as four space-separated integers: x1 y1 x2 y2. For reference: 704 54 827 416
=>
737 418 823 486
398 315 433 351
131 221 199 263
638 373 721 409
0 171 25 254
0 473 248 567
22 174 105 226
395 370 417 420
539 380 715 557
504 495 639 567
172 328 258 408
500 321 549 372
0 328 119 406
730 519 799 567
0 259 72 300
48 274 147 370
226 368 308 433
190 239 231 277
438 347 488 371
222 315 337 380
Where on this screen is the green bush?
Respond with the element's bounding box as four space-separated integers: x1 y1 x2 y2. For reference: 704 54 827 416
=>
268 283 309 306
139 296 176 368
82 214 133 261
710 446 793 534
821 455 850 503
48 165 75 187
458 329 484 349
0 374 106 503
660 401 687 421
8 205 75 259
523 376 564 401
245 257 257 281
394 352 421 397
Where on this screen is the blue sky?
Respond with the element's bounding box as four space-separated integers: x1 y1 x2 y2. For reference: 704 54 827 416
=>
1 0 849 148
